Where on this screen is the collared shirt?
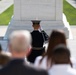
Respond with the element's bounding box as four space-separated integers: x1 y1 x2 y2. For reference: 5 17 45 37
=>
34 56 50 70
48 64 76 75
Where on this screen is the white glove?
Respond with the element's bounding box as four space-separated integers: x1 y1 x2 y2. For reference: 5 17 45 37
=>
40 27 44 31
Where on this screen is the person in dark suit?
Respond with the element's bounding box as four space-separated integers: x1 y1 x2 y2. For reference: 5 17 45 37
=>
0 30 48 75
27 20 49 63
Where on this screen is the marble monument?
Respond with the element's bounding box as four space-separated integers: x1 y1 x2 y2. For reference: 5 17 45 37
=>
4 0 69 39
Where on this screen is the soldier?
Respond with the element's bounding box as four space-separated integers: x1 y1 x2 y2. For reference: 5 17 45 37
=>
27 20 49 63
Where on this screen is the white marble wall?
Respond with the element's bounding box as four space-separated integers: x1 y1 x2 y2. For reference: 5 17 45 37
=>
14 0 63 21
56 0 63 20
14 0 21 20
4 0 69 39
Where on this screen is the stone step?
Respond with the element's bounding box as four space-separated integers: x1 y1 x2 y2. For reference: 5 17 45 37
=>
4 27 69 39
4 19 69 39
10 20 64 26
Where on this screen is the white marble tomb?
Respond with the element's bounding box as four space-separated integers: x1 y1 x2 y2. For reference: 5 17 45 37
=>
4 0 69 39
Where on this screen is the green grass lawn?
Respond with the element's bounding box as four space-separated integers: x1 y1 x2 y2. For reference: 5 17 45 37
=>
0 5 13 25
0 0 76 25
63 0 76 25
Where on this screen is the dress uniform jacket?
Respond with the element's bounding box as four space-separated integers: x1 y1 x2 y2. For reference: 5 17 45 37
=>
0 59 48 75
27 30 49 63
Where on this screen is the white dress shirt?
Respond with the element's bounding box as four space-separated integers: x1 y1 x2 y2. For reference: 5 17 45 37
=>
34 56 50 70
34 56 76 71
71 57 76 69
48 64 76 75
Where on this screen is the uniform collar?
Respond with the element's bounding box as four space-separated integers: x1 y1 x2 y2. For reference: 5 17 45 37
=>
33 29 41 32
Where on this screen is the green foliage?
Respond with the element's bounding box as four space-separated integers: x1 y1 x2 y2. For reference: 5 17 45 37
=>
63 0 76 25
0 0 76 25
0 5 13 25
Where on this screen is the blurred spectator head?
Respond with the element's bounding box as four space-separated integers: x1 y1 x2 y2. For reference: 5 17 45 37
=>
51 44 72 67
8 30 32 58
0 52 11 68
40 30 67 66
46 30 66 58
0 44 2 52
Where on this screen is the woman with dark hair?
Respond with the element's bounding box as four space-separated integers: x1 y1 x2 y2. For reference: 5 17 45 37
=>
48 45 76 75
34 30 67 70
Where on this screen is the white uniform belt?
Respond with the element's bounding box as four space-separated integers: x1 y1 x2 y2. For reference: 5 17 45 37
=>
32 47 44 50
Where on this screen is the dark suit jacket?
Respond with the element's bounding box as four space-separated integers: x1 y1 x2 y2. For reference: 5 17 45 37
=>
0 59 48 75
31 30 44 47
31 30 49 47
27 30 47 63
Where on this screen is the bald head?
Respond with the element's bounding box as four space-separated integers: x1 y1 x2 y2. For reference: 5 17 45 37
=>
9 30 32 53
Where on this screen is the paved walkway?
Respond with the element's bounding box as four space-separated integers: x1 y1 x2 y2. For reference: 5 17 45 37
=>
66 0 76 8
0 26 76 38
0 0 13 14
0 26 7 36
71 26 76 39
67 26 76 57
0 26 76 40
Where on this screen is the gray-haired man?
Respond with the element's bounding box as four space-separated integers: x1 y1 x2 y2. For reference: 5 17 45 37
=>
0 30 48 75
